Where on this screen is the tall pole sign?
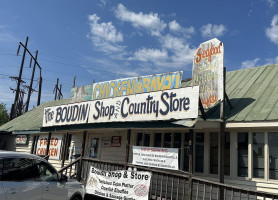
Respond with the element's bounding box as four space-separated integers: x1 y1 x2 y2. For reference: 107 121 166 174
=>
192 38 224 109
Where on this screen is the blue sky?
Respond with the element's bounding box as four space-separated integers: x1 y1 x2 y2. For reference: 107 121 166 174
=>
0 0 278 112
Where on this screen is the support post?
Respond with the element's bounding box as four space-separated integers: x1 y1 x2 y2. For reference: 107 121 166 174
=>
77 131 87 181
188 129 193 200
46 132 52 158
61 133 69 168
125 129 131 169
219 67 226 198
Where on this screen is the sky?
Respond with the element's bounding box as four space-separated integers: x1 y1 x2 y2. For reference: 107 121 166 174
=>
0 0 278 112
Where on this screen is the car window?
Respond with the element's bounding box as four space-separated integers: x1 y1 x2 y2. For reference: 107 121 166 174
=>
34 160 58 181
0 159 3 181
2 158 39 181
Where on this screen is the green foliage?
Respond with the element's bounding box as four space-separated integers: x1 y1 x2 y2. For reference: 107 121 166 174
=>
0 103 9 126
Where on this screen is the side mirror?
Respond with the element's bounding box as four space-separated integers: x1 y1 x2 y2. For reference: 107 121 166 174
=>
59 174 68 182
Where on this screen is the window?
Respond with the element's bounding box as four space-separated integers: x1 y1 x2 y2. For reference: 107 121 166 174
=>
136 133 150 146
35 160 58 181
90 138 99 158
269 132 278 179
144 134 150 146
0 159 3 181
2 158 39 181
224 132 230 176
238 132 248 177
154 133 162 147
183 133 189 172
174 133 182 167
195 133 204 173
210 132 218 174
136 133 143 146
164 133 171 148
253 132 264 178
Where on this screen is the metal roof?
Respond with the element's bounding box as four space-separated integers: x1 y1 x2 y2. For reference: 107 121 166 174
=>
1 64 278 133
0 99 70 133
181 64 278 122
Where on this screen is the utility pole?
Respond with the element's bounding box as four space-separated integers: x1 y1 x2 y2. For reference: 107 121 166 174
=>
72 76 76 88
10 37 28 120
37 76 42 106
25 50 38 112
53 78 63 100
54 78 59 100
10 36 43 120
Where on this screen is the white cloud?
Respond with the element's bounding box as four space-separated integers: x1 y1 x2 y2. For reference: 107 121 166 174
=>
266 15 278 45
159 34 196 66
131 48 168 62
265 56 278 64
267 0 275 7
87 14 126 54
241 58 260 69
88 14 123 43
115 4 167 36
200 24 226 38
169 20 195 36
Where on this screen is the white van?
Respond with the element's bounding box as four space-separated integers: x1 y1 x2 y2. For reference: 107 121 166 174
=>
0 151 84 200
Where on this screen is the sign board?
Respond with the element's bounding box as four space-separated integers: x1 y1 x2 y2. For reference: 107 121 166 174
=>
43 86 199 127
132 146 179 170
110 136 121 147
36 135 62 160
86 166 152 200
102 137 111 147
92 71 183 100
192 38 224 109
15 135 28 145
70 85 93 103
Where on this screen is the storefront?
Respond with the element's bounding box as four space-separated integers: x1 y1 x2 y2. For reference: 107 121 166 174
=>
1 56 278 193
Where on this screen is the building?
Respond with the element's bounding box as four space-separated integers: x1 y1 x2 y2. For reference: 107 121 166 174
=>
1 64 278 194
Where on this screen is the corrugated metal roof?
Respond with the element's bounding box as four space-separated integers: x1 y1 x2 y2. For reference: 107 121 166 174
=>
1 64 278 133
181 64 278 122
0 99 70 133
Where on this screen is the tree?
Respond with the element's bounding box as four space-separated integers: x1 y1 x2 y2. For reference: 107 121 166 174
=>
0 103 9 126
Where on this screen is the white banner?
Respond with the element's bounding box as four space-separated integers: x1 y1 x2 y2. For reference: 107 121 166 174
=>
36 135 62 160
43 86 199 127
86 167 152 200
132 146 179 170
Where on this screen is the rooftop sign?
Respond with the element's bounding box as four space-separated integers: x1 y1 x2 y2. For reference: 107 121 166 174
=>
92 71 183 100
192 38 224 109
42 86 199 127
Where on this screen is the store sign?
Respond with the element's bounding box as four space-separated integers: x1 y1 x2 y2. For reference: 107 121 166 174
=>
43 86 199 127
36 135 62 160
86 166 152 200
192 38 224 109
110 136 121 147
132 146 179 170
15 135 28 145
70 84 93 103
92 71 183 100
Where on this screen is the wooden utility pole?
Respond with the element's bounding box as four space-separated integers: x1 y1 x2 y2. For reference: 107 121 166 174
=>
10 37 28 119
25 50 38 112
37 76 42 106
73 76 76 88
